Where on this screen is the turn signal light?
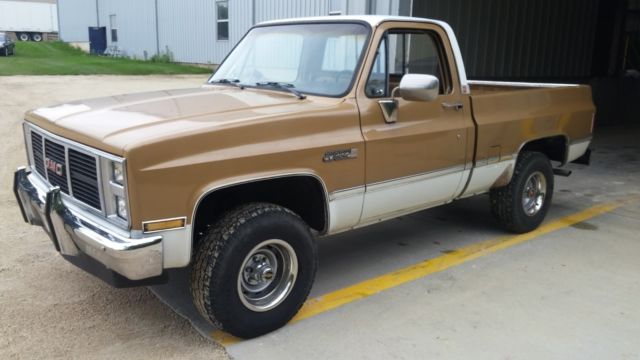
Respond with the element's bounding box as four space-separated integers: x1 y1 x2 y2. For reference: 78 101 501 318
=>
143 217 186 233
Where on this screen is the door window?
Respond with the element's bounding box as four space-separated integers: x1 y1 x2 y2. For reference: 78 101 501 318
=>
365 30 450 98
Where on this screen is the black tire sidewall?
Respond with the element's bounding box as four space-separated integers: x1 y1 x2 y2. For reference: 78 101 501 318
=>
510 153 554 232
209 208 316 338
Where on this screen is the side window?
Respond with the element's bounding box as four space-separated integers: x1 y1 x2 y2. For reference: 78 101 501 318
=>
365 30 450 98
109 14 118 43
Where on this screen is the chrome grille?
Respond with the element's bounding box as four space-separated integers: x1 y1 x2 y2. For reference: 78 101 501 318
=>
68 149 101 209
28 127 102 211
44 139 69 194
31 131 45 177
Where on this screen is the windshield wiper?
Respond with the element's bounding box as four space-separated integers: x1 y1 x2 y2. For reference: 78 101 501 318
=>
255 82 306 100
210 78 245 89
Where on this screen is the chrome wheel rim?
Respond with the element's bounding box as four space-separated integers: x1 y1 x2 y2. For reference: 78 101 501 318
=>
237 239 298 312
522 171 547 216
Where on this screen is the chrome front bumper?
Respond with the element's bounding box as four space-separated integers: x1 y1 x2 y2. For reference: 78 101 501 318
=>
14 167 166 286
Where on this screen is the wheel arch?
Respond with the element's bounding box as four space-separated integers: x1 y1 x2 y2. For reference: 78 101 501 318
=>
517 134 569 165
191 172 330 250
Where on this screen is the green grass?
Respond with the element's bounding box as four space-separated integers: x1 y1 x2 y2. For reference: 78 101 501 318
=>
0 42 212 75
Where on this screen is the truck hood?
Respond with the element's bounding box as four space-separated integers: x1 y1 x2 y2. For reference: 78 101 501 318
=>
25 86 335 155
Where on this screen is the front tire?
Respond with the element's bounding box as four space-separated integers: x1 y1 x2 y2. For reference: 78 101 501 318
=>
490 151 554 233
18 33 30 41
191 203 317 338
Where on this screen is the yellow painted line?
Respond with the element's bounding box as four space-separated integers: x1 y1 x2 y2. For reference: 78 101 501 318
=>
212 199 628 346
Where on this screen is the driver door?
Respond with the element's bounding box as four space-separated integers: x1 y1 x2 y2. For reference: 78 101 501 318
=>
357 22 474 223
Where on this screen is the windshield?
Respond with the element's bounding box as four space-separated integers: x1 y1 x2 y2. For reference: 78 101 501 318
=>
0 33 5 41
210 23 370 97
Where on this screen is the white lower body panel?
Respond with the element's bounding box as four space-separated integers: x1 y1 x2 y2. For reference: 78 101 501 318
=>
460 159 516 198
328 187 365 233
359 167 465 225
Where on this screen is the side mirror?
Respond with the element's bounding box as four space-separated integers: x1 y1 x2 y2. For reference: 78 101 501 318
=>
397 74 440 102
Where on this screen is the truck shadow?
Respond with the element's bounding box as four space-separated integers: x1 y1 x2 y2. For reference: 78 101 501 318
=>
53 188 585 346
147 193 510 341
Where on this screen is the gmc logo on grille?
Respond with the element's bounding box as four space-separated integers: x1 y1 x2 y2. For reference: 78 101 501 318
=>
45 158 65 177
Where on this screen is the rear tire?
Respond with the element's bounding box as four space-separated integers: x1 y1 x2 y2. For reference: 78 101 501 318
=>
191 203 317 338
2 48 7 56
490 151 554 233
31 33 43 42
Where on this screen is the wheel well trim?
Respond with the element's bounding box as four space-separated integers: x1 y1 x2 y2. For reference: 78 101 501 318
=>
190 171 331 251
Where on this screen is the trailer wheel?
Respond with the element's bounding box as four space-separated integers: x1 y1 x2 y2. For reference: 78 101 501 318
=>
191 202 317 338
490 151 554 233
18 33 30 42
31 33 43 42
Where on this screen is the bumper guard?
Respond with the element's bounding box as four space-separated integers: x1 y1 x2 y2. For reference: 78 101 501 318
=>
14 167 167 287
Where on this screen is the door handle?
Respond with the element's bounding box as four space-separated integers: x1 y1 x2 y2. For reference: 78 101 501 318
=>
442 102 464 111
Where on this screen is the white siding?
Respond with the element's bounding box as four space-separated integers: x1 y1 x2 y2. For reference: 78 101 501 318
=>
254 0 329 22
56 0 403 63
58 0 97 42
98 0 157 59
157 0 254 64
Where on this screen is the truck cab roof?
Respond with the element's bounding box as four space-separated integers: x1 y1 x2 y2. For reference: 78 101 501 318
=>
260 15 443 27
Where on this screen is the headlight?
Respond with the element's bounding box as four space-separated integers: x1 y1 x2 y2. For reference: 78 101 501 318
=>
112 161 124 184
100 157 129 225
115 196 128 219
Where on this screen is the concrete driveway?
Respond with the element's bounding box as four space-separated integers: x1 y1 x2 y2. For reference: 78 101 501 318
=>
2 75 639 359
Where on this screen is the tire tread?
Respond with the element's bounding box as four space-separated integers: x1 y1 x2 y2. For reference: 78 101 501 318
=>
490 151 554 233
190 203 314 336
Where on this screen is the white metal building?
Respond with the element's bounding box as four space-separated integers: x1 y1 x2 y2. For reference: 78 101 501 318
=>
57 0 409 64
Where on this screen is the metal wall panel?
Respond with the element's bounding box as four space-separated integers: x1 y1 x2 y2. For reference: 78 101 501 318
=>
57 0 383 63
365 0 408 15
254 0 330 23
413 0 599 81
97 0 157 59
156 0 254 64
157 0 344 64
58 0 97 42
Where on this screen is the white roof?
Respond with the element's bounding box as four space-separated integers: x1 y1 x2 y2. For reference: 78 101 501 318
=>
259 15 441 28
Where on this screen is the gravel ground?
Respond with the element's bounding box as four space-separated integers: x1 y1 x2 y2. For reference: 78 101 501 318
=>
0 75 230 360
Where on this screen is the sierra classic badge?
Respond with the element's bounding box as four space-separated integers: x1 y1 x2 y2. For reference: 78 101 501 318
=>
45 158 65 176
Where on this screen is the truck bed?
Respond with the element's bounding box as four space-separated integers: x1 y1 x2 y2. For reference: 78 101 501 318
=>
467 80 594 169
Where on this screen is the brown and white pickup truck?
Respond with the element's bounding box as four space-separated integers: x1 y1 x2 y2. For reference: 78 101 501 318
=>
14 16 594 338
